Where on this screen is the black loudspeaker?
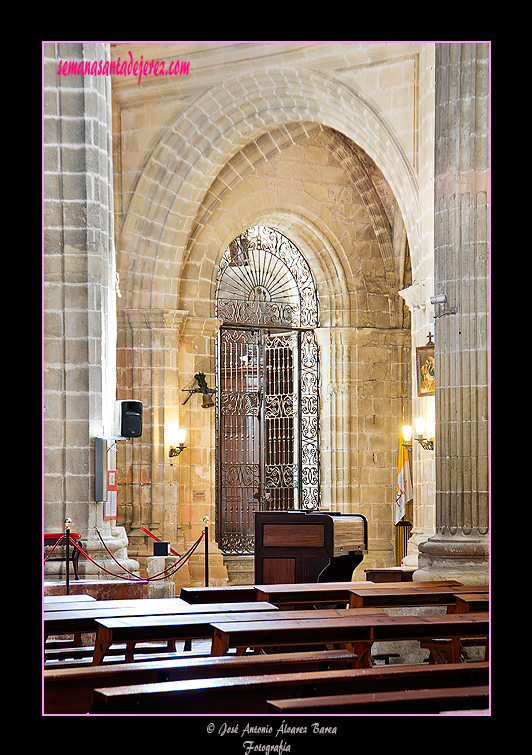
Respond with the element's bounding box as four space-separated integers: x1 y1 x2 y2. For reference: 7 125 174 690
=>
115 400 143 438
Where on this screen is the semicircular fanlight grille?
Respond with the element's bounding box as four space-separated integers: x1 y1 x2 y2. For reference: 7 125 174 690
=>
215 226 318 328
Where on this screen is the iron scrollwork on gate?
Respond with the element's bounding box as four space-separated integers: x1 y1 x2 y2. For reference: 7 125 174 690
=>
215 225 319 329
300 330 320 511
263 331 299 513
216 328 261 555
215 227 320 555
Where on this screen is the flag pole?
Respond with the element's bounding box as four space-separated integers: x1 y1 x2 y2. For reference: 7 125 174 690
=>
395 419 413 564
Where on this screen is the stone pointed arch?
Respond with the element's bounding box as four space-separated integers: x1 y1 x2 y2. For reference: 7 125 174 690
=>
178 182 354 329
117 67 419 310
186 123 405 316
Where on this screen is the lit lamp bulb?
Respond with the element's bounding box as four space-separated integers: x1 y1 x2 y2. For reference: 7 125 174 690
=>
402 425 412 443
415 417 426 439
414 416 434 450
169 427 187 458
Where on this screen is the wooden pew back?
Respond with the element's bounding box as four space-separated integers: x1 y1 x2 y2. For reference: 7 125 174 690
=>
267 686 489 714
45 649 357 714
90 661 489 715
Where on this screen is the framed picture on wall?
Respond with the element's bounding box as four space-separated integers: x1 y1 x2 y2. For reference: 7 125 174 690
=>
104 469 118 521
416 335 435 397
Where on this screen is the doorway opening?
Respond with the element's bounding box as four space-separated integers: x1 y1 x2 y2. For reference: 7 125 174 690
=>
214 226 320 555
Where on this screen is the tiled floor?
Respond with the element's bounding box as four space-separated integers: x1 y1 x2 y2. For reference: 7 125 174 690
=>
175 640 212 655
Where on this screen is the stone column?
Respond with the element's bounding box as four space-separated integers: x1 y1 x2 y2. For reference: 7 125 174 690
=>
177 316 228 586
416 43 489 584
316 324 411 575
116 311 228 587
43 42 138 577
116 308 193 589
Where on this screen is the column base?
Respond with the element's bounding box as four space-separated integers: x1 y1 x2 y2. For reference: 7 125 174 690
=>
414 535 489 585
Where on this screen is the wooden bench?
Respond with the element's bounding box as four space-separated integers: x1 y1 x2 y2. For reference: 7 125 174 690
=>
179 581 464 608
43 597 195 647
44 598 143 613
421 593 488 662
364 567 416 583
180 581 370 607
255 583 366 608
44 594 96 605
44 596 98 648
91 607 381 665
45 600 278 666
44 599 275 640
44 648 357 714
210 611 489 666
348 584 489 612
255 580 465 608
267 685 490 714
90 660 489 715
420 638 489 664
454 594 489 613
179 585 258 603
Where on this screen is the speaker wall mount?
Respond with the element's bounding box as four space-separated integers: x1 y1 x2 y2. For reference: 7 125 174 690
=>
114 400 143 439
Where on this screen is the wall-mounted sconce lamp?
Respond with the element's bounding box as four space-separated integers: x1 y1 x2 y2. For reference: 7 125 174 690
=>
401 424 413 453
169 428 187 458
182 372 216 408
414 416 435 451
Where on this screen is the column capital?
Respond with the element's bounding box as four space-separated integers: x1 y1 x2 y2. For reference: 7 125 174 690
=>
117 308 189 331
181 315 223 339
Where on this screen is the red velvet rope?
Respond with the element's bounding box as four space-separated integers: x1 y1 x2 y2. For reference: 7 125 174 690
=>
44 533 138 580
43 534 68 562
94 528 204 580
63 538 141 580
43 530 205 582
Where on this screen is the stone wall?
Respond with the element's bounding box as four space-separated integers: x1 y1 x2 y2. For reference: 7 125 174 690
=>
43 42 138 576
43 43 489 586
110 43 423 579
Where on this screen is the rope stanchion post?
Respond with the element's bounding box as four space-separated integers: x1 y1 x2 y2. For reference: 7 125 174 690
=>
203 516 210 587
64 518 72 595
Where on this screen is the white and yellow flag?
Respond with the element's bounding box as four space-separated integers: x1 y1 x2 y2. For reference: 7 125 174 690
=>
395 441 413 524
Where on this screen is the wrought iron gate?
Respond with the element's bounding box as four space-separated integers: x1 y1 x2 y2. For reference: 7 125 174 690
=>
214 226 320 555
